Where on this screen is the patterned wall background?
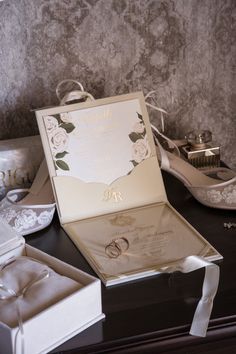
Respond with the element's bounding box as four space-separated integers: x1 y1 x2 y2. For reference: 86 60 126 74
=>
0 0 235 167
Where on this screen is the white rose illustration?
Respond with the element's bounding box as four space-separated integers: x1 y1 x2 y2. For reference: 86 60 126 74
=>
14 209 37 232
45 116 58 134
60 112 71 123
132 138 151 164
50 127 68 155
133 122 145 134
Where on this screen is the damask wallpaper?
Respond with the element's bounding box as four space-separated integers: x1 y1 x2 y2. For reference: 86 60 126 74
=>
0 0 235 167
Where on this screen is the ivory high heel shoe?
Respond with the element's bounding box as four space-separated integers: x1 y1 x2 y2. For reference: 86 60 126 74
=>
0 80 94 236
0 79 95 235
0 159 55 235
145 91 236 210
152 124 236 210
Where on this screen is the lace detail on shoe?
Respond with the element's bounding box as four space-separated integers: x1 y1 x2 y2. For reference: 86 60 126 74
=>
0 205 55 235
192 182 236 208
0 197 12 210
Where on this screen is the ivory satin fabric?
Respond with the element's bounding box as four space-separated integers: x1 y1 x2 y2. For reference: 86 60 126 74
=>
0 257 82 327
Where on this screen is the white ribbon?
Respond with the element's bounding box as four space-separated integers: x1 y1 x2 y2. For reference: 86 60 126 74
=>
145 91 168 133
0 258 50 354
144 91 181 164
161 255 220 337
144 94 219 336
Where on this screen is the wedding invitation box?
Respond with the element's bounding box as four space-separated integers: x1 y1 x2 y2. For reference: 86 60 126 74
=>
36 92 222 287
0 220 104 354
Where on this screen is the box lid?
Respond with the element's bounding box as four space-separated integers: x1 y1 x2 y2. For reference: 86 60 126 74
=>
36 92 167 224
0 220 24 257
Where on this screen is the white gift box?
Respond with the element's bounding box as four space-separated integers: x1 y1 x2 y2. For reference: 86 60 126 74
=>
0 220 105 354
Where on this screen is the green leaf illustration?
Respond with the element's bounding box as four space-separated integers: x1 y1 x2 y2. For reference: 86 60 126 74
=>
60 122 75 133
56 160 70 171
53 114 63 124
129 132 143 142
54 161 58 170
55 151 68 159
130 160 138 167
137 112 143 121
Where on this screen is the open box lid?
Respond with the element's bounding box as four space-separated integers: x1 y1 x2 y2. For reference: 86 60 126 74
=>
0 220 24 257
35 92 223 338
36 92 167 224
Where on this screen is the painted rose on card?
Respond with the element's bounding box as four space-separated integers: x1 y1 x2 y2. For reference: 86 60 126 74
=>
132 137 151 164
60 112 72 123
41 95 153 184
129 112 151 167
133 121 145 134
44 113 75 171
50 127 69 154
44 115 58 134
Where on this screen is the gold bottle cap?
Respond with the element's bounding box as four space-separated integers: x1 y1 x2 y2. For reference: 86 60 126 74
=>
186 130 212 150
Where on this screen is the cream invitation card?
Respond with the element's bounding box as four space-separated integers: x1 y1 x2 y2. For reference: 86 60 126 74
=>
63 203 217 284
44 98 152 184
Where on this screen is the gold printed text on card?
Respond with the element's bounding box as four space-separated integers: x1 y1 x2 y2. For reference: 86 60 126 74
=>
109 214 136 227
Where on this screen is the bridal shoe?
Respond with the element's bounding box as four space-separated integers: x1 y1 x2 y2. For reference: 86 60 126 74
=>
145 91 236 210
0 80 93 236
152 125 236 210
0 159 55 235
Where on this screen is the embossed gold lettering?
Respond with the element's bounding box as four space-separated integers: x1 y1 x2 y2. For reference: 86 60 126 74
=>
103 188 123 202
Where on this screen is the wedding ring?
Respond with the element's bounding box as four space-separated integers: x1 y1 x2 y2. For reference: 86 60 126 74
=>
105 237 129 258
115 237 129 252
105 241 122 258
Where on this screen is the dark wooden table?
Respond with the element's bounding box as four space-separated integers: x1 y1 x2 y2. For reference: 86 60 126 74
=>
26 171 236 354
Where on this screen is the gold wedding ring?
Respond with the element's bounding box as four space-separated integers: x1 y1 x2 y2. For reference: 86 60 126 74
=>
116 237 129 252
105 237 129 258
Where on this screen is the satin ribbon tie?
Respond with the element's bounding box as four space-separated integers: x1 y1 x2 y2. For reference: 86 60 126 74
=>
0 267 50 354
161 255 220 337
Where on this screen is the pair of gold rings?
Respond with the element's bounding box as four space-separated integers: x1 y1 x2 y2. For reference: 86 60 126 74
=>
105 237 129 258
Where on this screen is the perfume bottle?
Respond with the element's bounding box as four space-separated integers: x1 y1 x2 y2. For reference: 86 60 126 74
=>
180 130 220 169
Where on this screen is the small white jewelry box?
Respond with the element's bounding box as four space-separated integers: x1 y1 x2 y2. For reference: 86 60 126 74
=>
0 220 104 354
